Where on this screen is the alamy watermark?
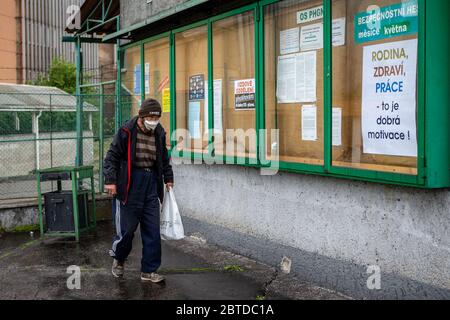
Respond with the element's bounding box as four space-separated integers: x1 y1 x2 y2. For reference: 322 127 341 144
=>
366 265 381 290
170 128 280 176
66 5 81 30
67 265 81 290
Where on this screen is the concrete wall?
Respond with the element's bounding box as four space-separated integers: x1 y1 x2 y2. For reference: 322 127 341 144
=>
120 0 200 28
173 164 450 299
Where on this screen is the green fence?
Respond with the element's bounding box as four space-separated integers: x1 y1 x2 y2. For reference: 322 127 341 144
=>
0 92 132 200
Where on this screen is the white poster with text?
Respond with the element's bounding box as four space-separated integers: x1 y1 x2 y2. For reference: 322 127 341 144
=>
280 27 300 55
302 105 317 141
362 39 418 157
277 51 316 103
204 79 223 134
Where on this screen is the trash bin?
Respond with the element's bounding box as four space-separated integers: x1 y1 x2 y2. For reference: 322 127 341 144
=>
44 191 89 232
36 166 97 241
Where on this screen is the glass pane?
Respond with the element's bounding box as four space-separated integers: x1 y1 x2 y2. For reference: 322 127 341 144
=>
121 46 142 119
213 11 256 159
331 0 419 175
144 37 171 147
265 0 324 165
175 25 208 154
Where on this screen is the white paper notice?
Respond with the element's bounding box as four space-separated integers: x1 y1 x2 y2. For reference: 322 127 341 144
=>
277 55 297 103
362 39 418 157
188 101 201 140
213 80 223 134
280 27 300 55
145 63 150 94
300 23 323 51
302 105 317 141
332 18 346 47
204 79 223 134
296 51 317 102
332 107 342 146
277 51 317 103
297 18 346 52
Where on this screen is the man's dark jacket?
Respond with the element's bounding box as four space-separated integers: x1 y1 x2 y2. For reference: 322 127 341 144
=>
103 116 174 204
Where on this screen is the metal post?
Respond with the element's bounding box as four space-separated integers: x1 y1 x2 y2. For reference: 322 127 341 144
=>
75 36 84 166
115 39 122 131
91 173 97 228
324 0 332 173
170 32 176 151
33 111 43 170
99 86 105 193
37 172 44 238
50 94 53 169
71 169 80 242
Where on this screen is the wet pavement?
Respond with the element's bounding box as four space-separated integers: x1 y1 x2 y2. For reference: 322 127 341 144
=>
0 221 348 300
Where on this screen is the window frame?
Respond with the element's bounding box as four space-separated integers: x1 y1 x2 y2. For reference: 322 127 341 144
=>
324 0 426 186
143 33 172 147
119 42 144 124
116 0 449 188
171 3 260 165
258 0 425 186
171 19 209 162
118 32 172 142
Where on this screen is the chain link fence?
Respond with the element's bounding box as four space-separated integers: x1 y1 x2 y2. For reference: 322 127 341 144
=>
0 91 132 201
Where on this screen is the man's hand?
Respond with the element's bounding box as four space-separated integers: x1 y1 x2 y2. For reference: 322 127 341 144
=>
166 182 174 191
105 184 117 197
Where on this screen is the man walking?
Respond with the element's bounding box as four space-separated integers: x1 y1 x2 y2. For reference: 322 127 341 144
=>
103 98 174 283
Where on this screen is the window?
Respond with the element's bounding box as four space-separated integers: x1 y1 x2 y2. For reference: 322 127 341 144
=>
121 46 142 118
144 37 171 147
174 25 209 154
212 11 257 160
117 0 450 188
265 0 324 165
331 0 419 175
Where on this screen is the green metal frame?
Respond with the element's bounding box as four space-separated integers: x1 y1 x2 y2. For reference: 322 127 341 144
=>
207 18 213 159
171 21 207 162
80 82 117 193
99 88 105 193
170 31 176 152
169 3 260 165
62 36 116 44
115 0 450 189
424 0 450 188
324 0 425 186
75 37 83 167
74 0 120 37
36 166 97 242
116 38 122 131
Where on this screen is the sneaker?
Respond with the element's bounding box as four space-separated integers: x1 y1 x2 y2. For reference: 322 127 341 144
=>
141 272 165 283
112 259 125 278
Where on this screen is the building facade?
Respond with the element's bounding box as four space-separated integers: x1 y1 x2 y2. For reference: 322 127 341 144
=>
0 0 99 84
0 0 21 83
77 0 450 299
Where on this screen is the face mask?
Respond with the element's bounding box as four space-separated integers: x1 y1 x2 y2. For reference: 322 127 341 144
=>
144 120 159 130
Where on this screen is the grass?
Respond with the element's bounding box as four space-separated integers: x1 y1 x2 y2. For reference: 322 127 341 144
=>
223 265 245 272
8 224 40 233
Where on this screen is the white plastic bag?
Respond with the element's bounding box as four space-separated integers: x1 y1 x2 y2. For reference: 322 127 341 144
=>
160 188 185 240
